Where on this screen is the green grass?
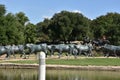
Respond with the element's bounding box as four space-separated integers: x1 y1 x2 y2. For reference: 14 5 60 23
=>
9 60 38 64
46 58 120 66
1 58 120 66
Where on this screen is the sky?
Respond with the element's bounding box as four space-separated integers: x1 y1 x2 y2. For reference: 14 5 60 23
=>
0 0 120 24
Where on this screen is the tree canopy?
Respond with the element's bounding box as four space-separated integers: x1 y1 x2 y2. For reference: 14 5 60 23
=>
0 4 120 45
0 4 36 45
37 11 91 43
91 12 120 45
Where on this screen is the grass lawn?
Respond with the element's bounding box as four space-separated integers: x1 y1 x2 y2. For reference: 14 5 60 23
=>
46 58 120 66
1 57 120 66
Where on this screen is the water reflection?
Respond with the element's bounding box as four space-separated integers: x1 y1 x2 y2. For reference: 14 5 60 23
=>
0 69 120 80
46 69 120 80
0 69 38 80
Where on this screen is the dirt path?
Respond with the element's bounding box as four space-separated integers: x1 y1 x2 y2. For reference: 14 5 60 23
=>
0 54 118 61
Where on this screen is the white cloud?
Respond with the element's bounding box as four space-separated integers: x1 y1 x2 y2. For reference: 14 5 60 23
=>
42 15 52 19
56 10 82 13
41 10 82 21
71 10 82 13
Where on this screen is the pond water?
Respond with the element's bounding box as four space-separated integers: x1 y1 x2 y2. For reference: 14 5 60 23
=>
0 69 120 80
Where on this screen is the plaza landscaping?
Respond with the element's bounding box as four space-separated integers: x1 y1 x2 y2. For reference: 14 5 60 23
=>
0 54 120 71
0 57 120 66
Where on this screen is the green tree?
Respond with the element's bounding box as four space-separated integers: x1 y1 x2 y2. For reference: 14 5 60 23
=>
0 4 6 16
4 13 25 44
25 23 37 43
0 25 7 45
48 11 91 43
16 12 29 26
36 18 51 42
15 12 29 44
0 4 7 45
49 14 72 43
90 12 120 45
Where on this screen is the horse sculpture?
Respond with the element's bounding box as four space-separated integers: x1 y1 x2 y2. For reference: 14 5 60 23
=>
92 39 110 51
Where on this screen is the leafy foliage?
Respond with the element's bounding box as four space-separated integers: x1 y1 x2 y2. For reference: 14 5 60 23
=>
91 12 120 45
25 23 37 43
0 4 120 45
37 11 91 43
0 4 35 45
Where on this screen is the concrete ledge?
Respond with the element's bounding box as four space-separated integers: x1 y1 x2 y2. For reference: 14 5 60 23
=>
0 63 120 71
46 65 120 71
0 63 38 69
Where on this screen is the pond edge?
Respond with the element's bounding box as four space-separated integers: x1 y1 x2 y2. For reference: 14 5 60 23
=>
0 63 120 71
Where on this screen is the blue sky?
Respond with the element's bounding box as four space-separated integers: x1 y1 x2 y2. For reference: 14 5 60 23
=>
0 0 120 24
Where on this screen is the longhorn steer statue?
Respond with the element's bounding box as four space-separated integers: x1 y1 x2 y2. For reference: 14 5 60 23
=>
101 44 120 57
25 43 48 58
48 44 78 59
75 43 93 57
0 45 11 59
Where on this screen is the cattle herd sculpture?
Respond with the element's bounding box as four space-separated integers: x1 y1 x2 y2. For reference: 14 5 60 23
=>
0 39 120 59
